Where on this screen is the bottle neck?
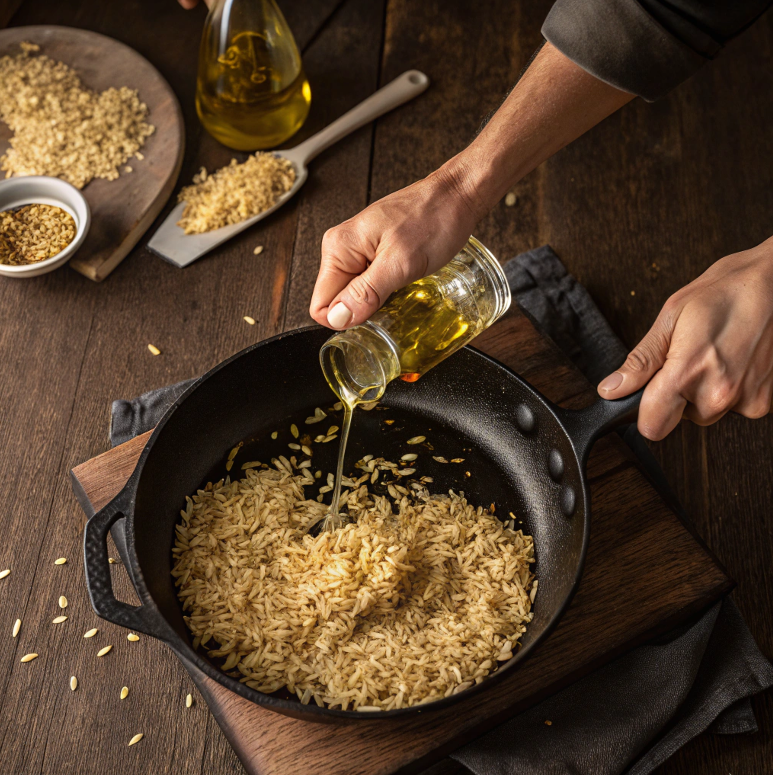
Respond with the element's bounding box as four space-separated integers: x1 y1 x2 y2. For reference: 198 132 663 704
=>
320 323 401 405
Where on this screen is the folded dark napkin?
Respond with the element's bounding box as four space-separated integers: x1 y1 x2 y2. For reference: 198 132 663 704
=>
110 246 773 775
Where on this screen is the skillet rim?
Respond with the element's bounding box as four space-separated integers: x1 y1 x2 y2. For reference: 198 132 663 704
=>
113 325 592 722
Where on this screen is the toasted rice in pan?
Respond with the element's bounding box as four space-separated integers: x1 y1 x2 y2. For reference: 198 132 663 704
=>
172 458 535 711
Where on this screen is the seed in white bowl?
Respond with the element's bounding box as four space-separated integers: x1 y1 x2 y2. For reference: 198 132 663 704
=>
120 686 129 700
12 619 21 638
70 676 78 691
127 633 139 642
58 596 68 608
52 615 68 624
20 653 38 663
97 645 112 657
128 733 144 746
147 344 161 356
83 628 98 638
54 557 67 565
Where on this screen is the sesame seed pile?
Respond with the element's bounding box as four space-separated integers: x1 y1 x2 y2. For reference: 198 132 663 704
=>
0 204 76 265
0 42 155 188
176 153 296 234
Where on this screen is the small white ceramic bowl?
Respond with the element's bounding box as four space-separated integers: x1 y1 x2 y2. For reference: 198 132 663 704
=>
0 176 91 278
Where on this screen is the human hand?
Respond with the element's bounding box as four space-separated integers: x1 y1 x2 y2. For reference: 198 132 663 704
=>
309 165 480 329
177 0 211 9
598 238 773 439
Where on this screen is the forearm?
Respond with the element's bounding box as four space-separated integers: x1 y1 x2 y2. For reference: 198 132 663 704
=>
439 42 634 221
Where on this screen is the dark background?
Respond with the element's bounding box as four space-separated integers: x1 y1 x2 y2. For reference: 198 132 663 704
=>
0 0 771 772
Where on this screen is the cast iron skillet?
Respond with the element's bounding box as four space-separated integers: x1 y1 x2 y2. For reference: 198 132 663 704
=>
83 326 641 723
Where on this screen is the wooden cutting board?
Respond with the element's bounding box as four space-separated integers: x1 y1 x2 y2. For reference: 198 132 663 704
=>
71 304 733 775
0 25 184 281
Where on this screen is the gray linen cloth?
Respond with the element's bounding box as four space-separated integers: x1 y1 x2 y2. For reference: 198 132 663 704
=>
110 245 773 775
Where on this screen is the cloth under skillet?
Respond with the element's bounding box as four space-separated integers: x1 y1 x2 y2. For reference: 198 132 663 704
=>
109 245 773 775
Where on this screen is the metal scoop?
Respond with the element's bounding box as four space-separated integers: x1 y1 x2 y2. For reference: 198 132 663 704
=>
147 70 430 268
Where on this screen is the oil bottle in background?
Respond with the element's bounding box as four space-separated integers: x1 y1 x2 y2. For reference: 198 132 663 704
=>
196 0 312 150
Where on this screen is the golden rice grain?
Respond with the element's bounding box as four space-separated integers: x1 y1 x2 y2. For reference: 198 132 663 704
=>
128 733 144 746
0 44 154 188
120 686 129 700
147 344 161 356
172 461 535 710
70 676 77 691
406 436 425 445
186 693 193 708
505 192 517 207
21 653 38 663
54 557 67 565
108 558 117 564
127 633 139 642
290 424 299 438
12 619 21 637
243 316 256 325
84 628 98 638
177 154 295 234
271 432 278 440
97 645 113 657
58 596 68 608
253 245 264 255
52 615 68 624
0 569 10 579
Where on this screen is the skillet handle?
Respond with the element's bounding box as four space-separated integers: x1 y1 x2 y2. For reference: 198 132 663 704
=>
83 498 165 638
558 388 644 466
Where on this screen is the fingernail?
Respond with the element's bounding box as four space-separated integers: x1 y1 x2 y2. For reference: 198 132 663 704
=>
327 302 353 329
598 372 623 393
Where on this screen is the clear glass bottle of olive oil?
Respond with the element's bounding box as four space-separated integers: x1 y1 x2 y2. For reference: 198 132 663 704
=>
320 237 511 525
196 0 312 150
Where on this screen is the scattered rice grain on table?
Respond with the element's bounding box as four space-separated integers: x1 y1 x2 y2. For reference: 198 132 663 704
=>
0 43 154 187
172 461 536 711
176 153 295 234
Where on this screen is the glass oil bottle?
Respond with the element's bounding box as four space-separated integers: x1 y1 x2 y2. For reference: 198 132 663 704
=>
196 0 312 150
320 237 511 524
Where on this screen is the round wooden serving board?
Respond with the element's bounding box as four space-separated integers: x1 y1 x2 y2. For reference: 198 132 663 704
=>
0 25 184 281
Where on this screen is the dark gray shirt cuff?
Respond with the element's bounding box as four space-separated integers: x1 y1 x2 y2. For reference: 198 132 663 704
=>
542 0 771 101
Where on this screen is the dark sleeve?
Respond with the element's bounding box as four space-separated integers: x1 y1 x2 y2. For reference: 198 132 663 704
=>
542 0 773 101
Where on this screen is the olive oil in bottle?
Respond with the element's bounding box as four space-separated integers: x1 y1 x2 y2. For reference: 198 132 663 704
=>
320 237 511 528
196 0 311 150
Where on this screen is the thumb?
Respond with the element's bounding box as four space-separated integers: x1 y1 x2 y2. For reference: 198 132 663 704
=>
325 255 408 329
598 309 676 398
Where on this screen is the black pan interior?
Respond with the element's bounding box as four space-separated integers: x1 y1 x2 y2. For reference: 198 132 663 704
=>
128 327 588 718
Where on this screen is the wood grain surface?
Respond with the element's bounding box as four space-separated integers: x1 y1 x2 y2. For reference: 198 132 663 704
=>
0 25 185 281
70 307 733 775
0 0 771 773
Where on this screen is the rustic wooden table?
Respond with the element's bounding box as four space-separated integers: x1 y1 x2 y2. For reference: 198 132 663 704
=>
0 1 771 773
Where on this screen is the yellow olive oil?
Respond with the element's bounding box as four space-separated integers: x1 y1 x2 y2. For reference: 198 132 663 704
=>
379 276 484 381
196 0 312 150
